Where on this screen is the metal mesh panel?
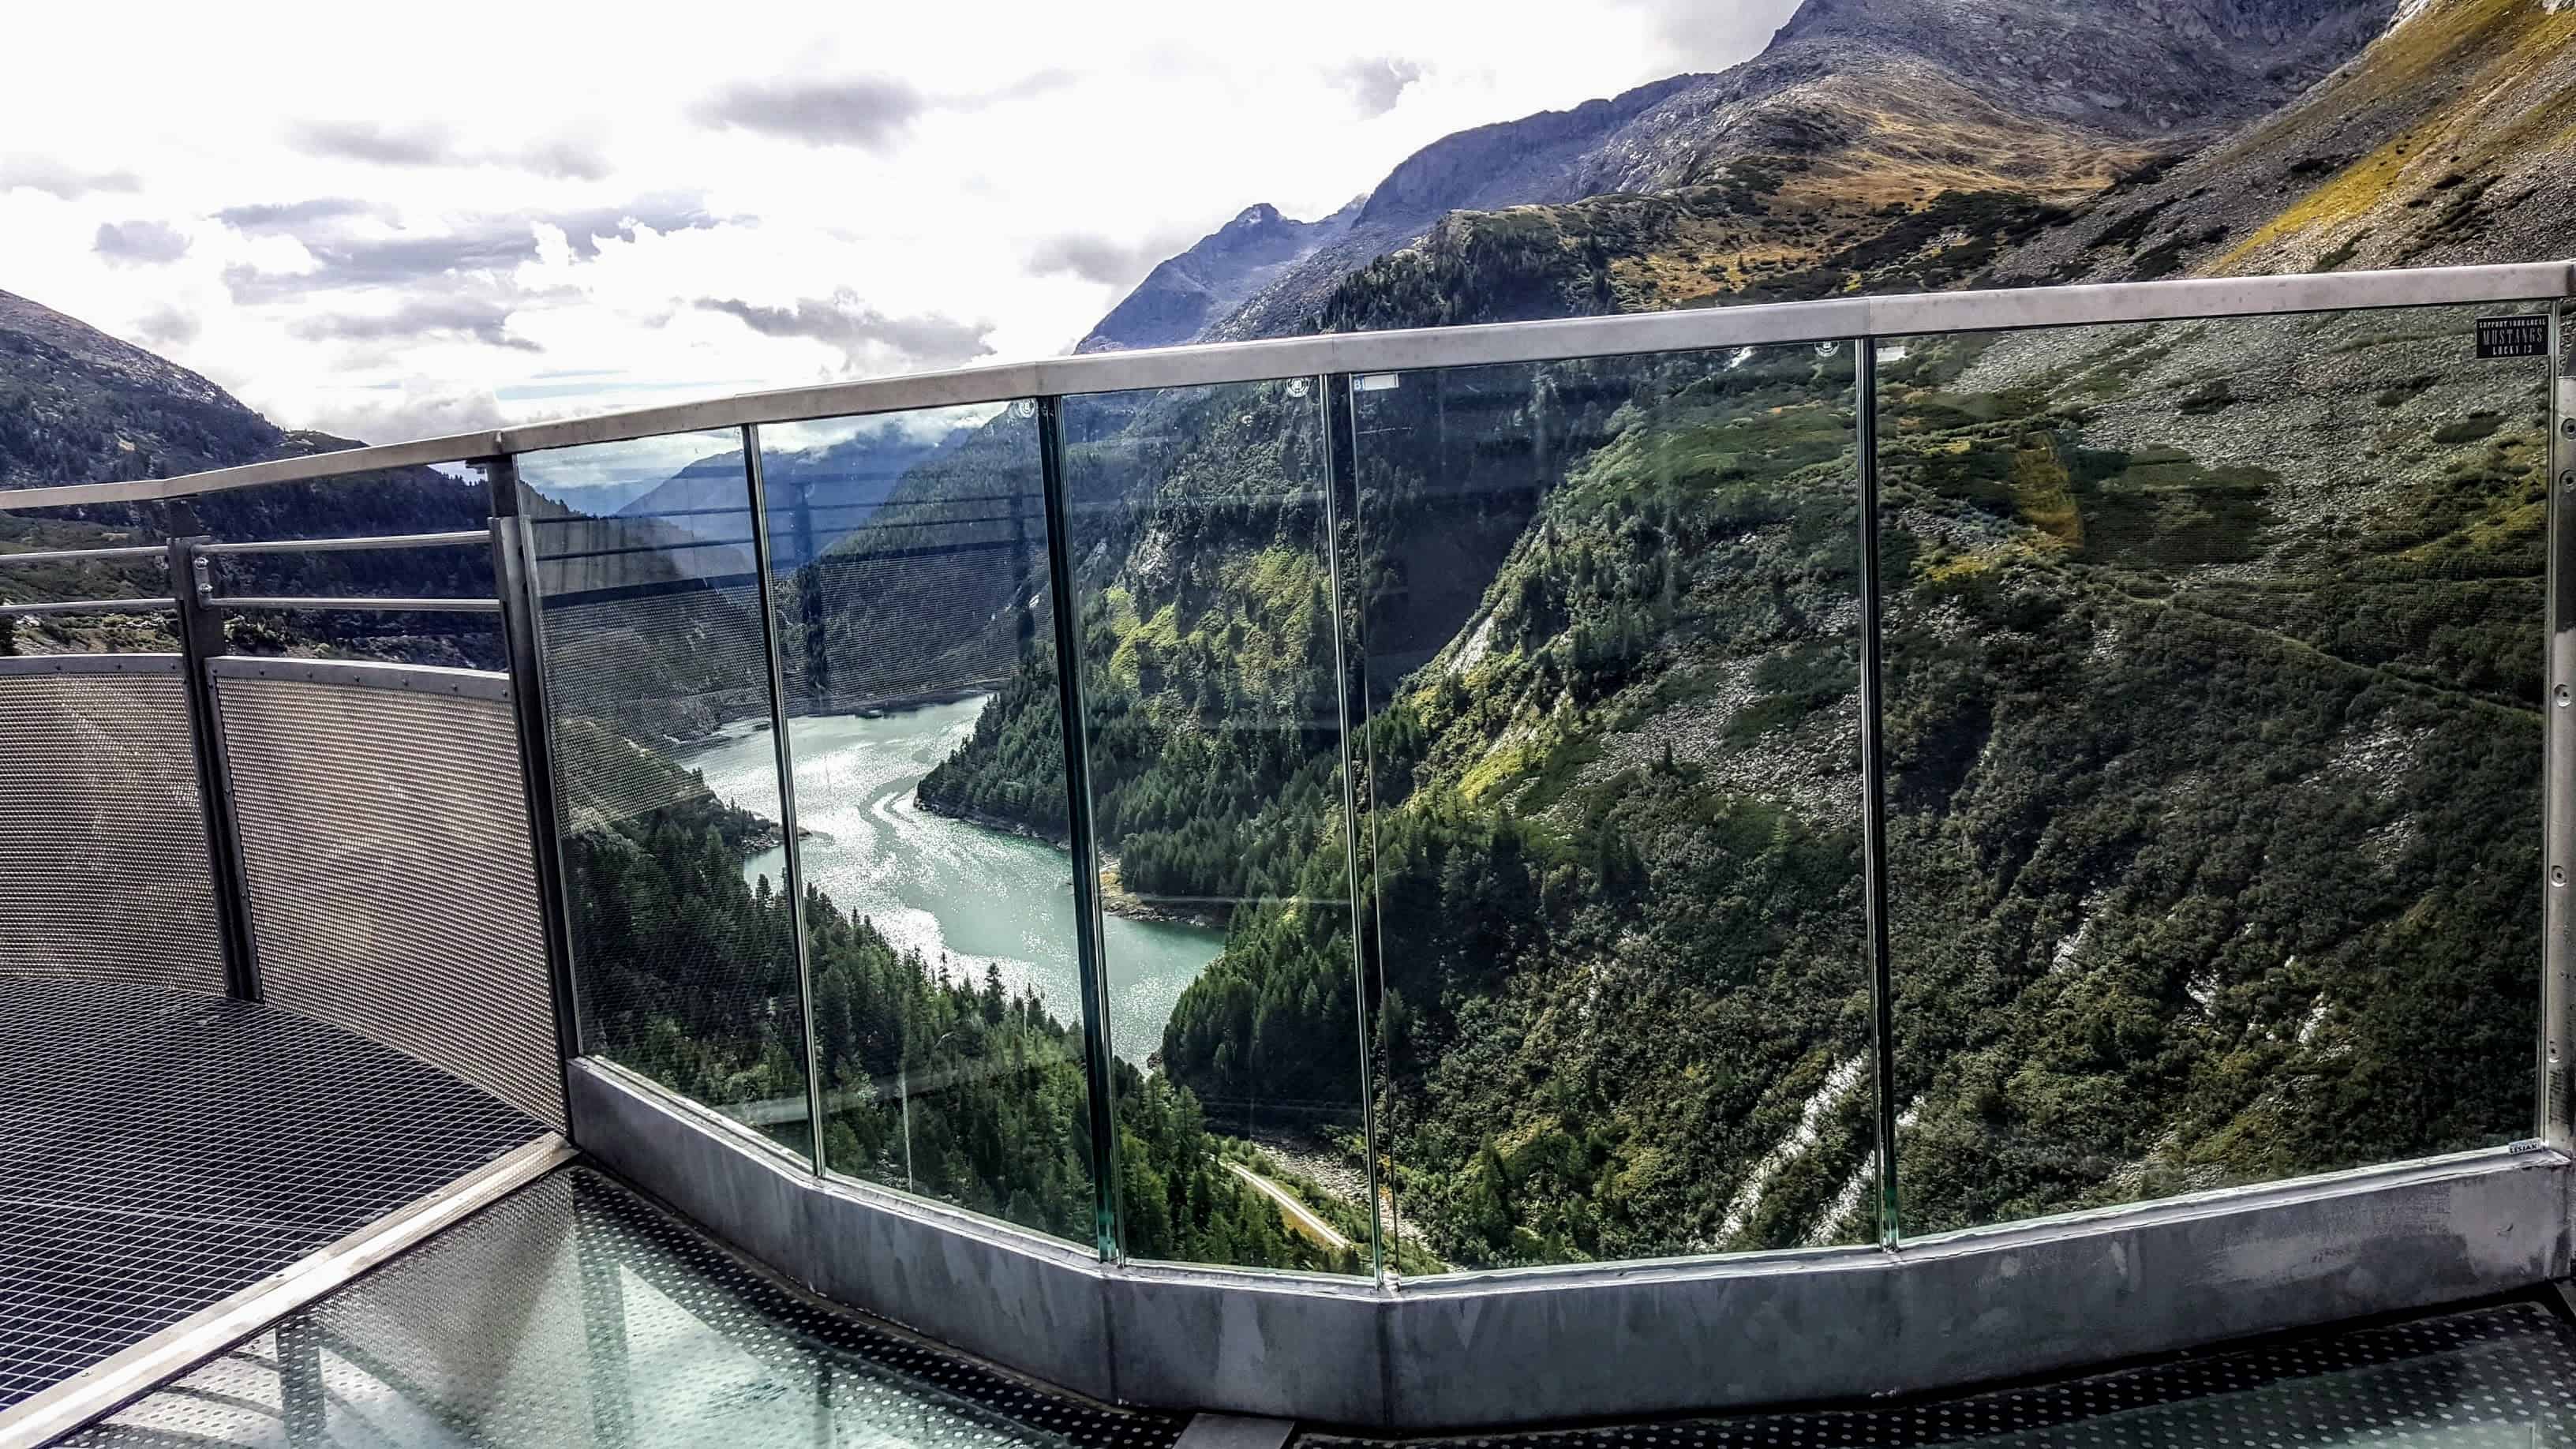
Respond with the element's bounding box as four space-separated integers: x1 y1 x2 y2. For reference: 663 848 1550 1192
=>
0 658 223 991
0 976 543 1412
215 665 566 1128
1305 1302 2576 1447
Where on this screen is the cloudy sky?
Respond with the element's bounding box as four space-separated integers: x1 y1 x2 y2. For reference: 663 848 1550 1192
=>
0 0 1797 445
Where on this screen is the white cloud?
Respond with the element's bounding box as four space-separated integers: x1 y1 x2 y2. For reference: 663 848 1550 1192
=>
0 0 1798 449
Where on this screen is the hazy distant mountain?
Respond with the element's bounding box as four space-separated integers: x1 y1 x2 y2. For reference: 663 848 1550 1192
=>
604 419 972 571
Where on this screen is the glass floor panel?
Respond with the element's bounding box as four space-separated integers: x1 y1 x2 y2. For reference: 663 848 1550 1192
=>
51 1149 2576 1448
68 1166 1186 1449
1312 1299 2576 1449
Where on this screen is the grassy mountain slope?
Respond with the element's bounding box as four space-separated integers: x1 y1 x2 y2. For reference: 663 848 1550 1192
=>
1202 0 2391 342
1989 0 2576 282
1134 283 2546 1267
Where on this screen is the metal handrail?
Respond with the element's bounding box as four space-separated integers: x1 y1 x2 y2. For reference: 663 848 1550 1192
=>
0 597 176 616
0 533 503 616
197 530 491 556
208 596 503 615
0 545 167 566
0 260 2563 513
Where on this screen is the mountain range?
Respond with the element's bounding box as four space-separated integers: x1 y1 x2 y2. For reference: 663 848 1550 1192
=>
8 0 2564 601
883 0 2574 1268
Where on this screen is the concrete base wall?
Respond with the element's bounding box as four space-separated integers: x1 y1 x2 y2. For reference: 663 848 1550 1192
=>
568 1060 2572 1432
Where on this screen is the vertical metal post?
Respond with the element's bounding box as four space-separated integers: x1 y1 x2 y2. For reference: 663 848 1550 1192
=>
1319 374 1390 1284
488 455 586 1095
2544 302 2574 1150
744 425 832 1178
1035 395 1123 1262
1853 338 1902 1248
169 535 260 1000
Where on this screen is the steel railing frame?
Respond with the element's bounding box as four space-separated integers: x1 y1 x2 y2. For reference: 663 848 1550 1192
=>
1035 395 1126 1262
1 260 2564 514
0 534 505 617
0 541 172 619
167 537 260 1000
739 425 834 1184
0 259 2570 1286
2547 301 2575 1151
1855 336 1901 1247
0 544 167 564
0 597 176 617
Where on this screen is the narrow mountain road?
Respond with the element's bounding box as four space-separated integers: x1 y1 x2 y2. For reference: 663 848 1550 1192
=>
2080 568 2544 722
1223 1161 1350 1252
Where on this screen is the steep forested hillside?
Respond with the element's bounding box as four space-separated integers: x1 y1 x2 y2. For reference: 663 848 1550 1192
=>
555 718 1393 1269
897 0 2562 1271
0 287 275 490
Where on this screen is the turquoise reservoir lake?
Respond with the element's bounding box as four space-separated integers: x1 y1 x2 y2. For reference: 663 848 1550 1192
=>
686 696 1225 1065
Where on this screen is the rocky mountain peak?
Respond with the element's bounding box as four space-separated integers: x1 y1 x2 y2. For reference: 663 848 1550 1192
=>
1076 198 1364 354
1353 74 1708 230
1768 0 2397 139
1084 0 2404 352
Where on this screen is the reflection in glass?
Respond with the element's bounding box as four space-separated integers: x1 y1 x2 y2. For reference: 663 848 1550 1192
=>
518 432 812 1156
77 1171 2576 1447
752 404 1102 1247
74 1168 1153 1448
1876 307 2548 1234
1343 347 1870 1271
1056 380 1375 1273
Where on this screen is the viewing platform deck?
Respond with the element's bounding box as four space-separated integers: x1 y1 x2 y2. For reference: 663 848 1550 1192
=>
1 260 2572 1443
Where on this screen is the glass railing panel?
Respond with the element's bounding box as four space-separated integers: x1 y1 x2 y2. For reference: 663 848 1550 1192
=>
1343 346 1870 1274
1056 379 1374 1275
754 403 1103 1247
517 430 814 1159
1877 304 2552 1236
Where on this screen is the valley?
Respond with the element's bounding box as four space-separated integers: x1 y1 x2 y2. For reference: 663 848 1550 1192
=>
2 0 2569 1281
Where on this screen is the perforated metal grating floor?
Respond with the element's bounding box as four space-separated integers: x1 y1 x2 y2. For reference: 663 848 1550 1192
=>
0 977 545 1412
1311 1298 2576 1448
69 1165 1189 1448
